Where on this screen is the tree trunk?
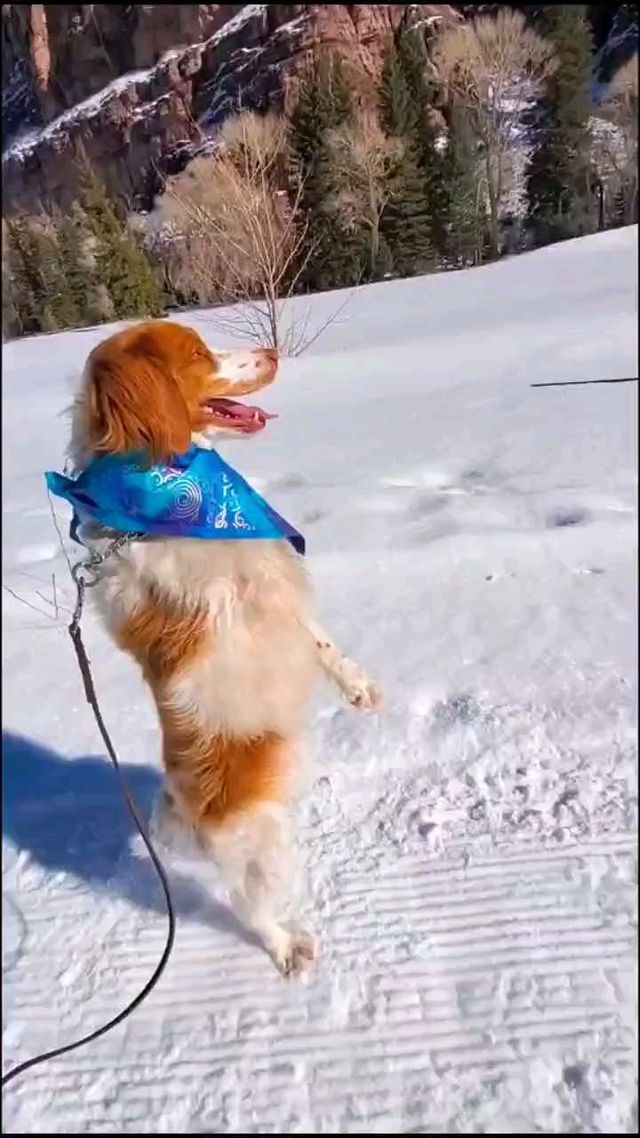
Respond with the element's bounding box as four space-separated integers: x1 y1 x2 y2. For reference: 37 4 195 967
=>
485 152 500 260
368 178 379 278
370 219 379 278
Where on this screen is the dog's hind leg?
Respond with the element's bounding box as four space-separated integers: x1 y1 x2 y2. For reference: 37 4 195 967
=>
150 787 204 858
208 803 318 979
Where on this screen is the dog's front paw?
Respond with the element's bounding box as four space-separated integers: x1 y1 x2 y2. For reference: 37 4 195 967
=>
345 676 383 711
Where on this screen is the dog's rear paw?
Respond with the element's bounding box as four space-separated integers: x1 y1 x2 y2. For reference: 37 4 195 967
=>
346 678 383 711
273 930 319 981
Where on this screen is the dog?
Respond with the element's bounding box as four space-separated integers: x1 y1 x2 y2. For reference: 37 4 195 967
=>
68 320 381 978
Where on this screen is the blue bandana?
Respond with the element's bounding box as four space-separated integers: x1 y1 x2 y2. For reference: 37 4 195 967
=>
45 446 305 555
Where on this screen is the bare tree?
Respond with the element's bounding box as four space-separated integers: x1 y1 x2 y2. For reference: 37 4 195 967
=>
595 53 638 225
150 111 314 351
219 110 289 183
434 8 554 258
325 111 402 278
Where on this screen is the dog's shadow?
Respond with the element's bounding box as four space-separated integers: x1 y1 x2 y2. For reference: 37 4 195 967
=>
2 731 254 947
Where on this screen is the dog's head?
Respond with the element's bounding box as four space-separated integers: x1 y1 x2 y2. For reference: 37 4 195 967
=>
74 321 278 466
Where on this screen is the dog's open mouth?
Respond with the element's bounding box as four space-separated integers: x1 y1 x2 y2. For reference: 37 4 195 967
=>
202 397 277 435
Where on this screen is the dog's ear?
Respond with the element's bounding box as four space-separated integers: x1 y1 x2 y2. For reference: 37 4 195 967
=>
86 351 192 464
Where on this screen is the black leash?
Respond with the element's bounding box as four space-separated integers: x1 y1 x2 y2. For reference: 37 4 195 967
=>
2 539 176 1089
531 376 638 388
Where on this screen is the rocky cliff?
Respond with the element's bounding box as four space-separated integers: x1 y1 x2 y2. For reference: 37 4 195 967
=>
1 4 462 214
1 4 635 216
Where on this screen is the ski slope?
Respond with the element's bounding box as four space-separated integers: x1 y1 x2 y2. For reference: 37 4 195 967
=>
2 227 638 1134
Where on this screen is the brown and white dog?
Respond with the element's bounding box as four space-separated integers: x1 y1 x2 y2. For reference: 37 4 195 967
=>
69 320 381 978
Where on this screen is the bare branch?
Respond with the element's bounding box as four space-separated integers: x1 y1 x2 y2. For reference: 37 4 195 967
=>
434 9 554 257
47 488 74 576
286 289 355 357
324 110 402 277
594 53 638 224
146 109 355 354
148 111 321 349
3 582 57 622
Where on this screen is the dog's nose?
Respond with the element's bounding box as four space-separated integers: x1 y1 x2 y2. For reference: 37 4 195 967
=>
263 349 278 365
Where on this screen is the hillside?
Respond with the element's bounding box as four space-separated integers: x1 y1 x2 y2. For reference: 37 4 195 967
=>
2 3 636 215
1 3 458 213
2 226 637 1133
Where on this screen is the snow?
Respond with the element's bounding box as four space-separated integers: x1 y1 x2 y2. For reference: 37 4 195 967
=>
2 227 638 1133
209 3 267 43
2 68 159 161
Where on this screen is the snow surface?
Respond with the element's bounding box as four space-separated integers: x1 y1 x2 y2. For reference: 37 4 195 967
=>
2 227 638 1133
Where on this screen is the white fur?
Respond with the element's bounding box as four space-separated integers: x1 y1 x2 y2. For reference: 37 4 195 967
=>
91 533 322 976
95 538 316 737
70 381 380 975
211 802 317 976
306 617 383 710
214 349 275 386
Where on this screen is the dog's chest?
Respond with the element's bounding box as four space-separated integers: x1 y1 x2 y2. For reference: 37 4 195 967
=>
163 540 317 734
178 538 310 623
129 536 312 655
97 538 316 735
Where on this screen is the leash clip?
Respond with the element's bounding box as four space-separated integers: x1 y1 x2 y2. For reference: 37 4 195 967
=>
70 532 139 629
71 557 101 591
73 531 139 590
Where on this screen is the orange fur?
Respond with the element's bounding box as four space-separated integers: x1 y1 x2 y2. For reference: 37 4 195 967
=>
86 352 192 464
115 587 286 825
70 320 360 973
85 321 286 829
159 720 289 827
82 321 278 465
115 587 208 685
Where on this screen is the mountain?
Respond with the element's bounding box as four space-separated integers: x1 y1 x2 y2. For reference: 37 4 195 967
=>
1 4 635 217
1 3 460 215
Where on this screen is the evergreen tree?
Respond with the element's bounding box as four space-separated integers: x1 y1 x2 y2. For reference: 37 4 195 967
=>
54 206 100 327
4 215 53 334
379 35 417 137
289 55 365 290
378 38 433 276
4 203 116 337
78 160 165 319
395 19 451 255
4 202 128 338
2 219 23 339
289 55 351 173
6 176 166 337
443 109 489 267
525 5 598 245
35 216 79 332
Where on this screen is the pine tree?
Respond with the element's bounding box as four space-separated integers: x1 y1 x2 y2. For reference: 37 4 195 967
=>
2 219 22 339
443 109 489 267
379 35 417 137
395 20 451 255
4 204 117 337
4 215 52 334
54 206 99 327
78 160 165 319
378 38 433 276
289 55 365 290
526 4 598 245
36 217 79 332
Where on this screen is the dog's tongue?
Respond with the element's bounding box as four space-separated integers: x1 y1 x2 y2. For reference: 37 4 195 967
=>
225 399 275 424
207 397 277 434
